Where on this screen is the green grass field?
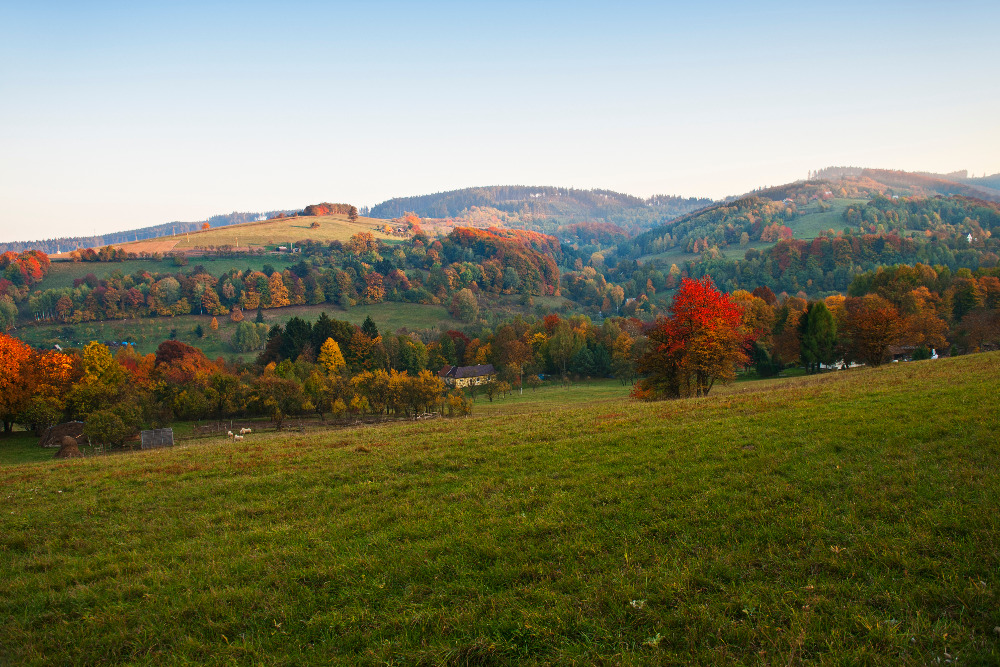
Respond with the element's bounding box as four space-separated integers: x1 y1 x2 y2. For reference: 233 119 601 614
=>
13 301 455 358
637 198 868 266
40 256 297 291
791 198 867 239
0 432 55 465
1 354 998 664
113 213 397 253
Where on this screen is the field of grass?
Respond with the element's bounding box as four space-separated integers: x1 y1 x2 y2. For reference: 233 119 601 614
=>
637 198 868 266
791 198 867 239
1 354 998 664
111 214 397 254
0 432 55 466
471 378 632 417
39 256 297 291
12 301 455 358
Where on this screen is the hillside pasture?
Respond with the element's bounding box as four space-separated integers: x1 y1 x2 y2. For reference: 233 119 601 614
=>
111 214 398 254
37 256 297 291
13 301 454 357
637 198 868 266
790 198 866 239
1 354 998 664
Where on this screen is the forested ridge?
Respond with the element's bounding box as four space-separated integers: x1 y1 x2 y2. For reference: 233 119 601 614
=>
368 185 713 225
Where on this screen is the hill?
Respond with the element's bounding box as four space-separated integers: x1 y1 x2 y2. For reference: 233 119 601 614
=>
1 354 998 663
0 210 295 256
811 167 1000 202
605 169 1000 299
367 185 714 232
105 212 396 256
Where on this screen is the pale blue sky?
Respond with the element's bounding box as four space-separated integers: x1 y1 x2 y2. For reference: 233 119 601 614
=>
1 1 998 241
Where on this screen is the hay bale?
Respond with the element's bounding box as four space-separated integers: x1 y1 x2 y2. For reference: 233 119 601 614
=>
38 422 87 448
54 436 83 459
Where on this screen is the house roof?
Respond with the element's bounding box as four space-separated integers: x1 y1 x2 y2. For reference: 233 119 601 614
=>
445 364 496 379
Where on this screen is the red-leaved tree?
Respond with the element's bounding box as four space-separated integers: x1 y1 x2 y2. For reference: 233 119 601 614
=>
633 276 751 399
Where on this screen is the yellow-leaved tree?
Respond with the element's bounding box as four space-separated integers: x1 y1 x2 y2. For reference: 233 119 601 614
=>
318 337 346 375
268 272 290 308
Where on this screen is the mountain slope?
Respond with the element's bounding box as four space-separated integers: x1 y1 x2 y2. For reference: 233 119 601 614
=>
368 185 713 227
0 210 295 256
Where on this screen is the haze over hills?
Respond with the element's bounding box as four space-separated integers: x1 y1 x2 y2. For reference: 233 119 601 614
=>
2 167 998 256
0 210 295 256
367 185 713 228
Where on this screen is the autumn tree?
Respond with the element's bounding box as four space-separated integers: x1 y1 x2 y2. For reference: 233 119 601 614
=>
16 348 78 433
611 332 636 385
268 272 290 308
0 333 32 432
66 341 144 438
318 337 346 375
840 295 904 367
633 277 749 399
900 287 948 351
250 375 306 429
449 288 479 322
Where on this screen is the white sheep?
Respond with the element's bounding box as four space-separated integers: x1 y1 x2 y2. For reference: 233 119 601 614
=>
227 430 234 439
240 427 252 435
234 434 244 442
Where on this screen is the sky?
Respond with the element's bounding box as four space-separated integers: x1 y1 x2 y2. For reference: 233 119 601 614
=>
1 0 998 242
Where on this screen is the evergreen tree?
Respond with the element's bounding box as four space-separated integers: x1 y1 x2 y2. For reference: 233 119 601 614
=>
361 315 379 340
281 317 313 361
798 301 837 373
312 311 336 351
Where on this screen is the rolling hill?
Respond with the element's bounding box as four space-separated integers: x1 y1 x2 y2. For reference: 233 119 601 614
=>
367 185 714 234
0 210 295 256
105 212 397 256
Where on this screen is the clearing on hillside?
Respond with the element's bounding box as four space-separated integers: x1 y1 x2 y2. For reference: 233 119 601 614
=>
109 213 399 254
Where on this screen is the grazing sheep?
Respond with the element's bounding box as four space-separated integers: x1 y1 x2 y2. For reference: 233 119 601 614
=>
227 431 234 439
234 434 244 442
242 428 252 435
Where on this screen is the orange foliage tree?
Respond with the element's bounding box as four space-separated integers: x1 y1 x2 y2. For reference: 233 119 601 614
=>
633 277 751 399
840 295 904 366
0 333 32 431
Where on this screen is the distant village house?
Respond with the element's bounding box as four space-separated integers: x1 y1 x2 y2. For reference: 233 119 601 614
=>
438 364 496 388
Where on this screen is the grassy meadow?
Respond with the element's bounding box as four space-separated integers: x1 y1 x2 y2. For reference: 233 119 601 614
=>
1 355 999 665
111 214 397 254
636 198 867 267
13 302 455 358
40 256 297 291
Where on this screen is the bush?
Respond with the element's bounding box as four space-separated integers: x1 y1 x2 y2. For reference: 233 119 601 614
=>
83 409 132 448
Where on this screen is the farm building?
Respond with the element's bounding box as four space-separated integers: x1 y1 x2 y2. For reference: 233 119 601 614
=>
439 364 496 388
